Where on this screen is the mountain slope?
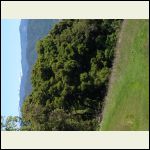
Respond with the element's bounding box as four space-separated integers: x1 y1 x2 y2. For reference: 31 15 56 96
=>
19 19 59 110
100 20 149 130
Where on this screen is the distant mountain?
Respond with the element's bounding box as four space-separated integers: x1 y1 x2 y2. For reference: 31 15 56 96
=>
19 19 59 111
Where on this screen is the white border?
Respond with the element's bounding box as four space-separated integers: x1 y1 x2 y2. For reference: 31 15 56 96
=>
1 131 149 149
1 1 149 19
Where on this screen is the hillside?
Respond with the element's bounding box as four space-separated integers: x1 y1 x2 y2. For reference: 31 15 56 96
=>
19 19 59 109
100 20 149 130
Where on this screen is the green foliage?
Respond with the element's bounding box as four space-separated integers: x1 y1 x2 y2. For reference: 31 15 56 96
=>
20 20 59 108
1 116 4 130
22 19 122 130
1 116 20 131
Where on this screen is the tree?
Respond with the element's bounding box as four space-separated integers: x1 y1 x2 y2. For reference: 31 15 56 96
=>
1 116 5 130
1 116 20 131
21 19 122 131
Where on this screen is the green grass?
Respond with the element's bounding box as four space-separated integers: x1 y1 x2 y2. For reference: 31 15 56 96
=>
100 20 149 131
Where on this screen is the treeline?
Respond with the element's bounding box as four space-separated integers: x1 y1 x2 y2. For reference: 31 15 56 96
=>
21 19 122 131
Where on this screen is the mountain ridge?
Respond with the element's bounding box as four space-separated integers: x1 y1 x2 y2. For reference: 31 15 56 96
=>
19 19 59 112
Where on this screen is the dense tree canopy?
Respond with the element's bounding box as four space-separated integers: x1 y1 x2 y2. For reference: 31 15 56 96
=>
21 19 122 130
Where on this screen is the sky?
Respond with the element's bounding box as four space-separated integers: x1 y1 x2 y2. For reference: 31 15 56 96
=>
1 19 21 117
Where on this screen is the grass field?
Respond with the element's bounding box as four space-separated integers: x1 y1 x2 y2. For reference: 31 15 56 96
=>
100 20 149 131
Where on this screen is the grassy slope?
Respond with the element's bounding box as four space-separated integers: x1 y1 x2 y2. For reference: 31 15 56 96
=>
100 20 149 131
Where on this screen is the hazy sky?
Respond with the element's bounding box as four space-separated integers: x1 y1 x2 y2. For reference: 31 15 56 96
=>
1 19 21 117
